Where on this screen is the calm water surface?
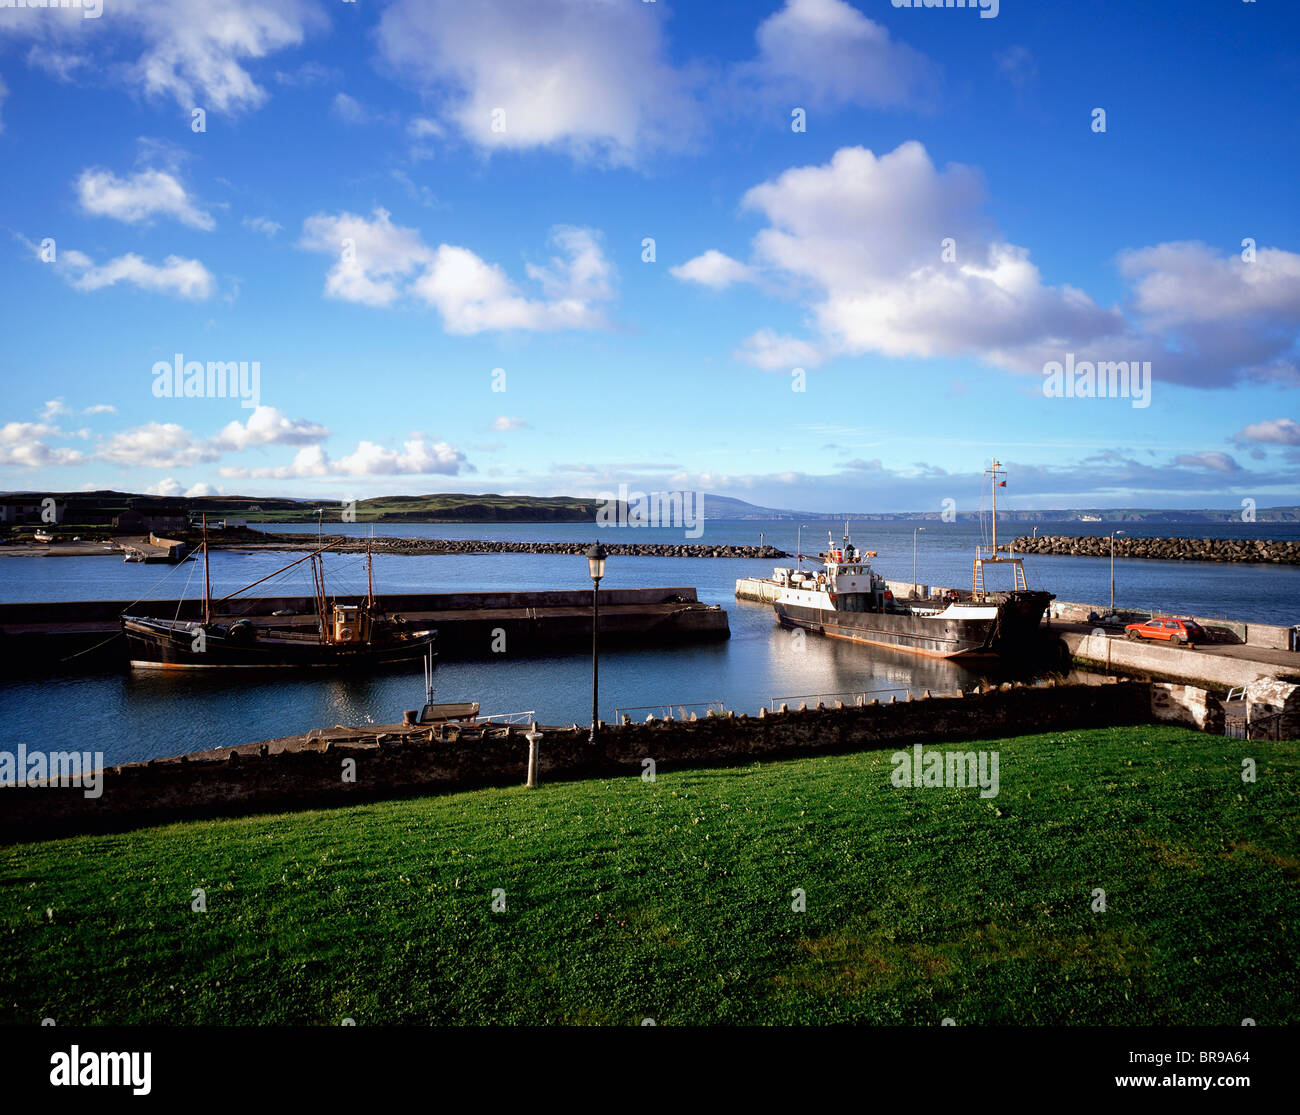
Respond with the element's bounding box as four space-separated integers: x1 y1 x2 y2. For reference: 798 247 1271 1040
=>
2 520 1297 766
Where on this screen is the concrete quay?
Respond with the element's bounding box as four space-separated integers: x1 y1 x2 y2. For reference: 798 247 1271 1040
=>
0 587 730 673
1056 625 1300 692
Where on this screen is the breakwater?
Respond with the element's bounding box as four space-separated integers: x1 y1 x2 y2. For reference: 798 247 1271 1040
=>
208 529 788 559
1011 534 1300 564
0 679 1164 841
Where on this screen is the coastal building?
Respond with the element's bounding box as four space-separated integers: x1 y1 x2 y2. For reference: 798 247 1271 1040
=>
114 505 188 534
0 497 65 525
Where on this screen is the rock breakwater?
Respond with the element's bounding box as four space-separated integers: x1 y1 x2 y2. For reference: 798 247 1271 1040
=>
211 530 789 559
1010 535 1300 564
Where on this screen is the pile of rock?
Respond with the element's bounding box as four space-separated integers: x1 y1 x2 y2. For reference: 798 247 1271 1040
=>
1009 535 1300 564
222 532 789 559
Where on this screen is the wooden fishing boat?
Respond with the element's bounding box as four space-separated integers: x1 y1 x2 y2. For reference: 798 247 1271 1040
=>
121 518 436 670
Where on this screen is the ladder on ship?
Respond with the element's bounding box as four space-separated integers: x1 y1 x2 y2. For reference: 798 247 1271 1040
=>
973 554 1028 598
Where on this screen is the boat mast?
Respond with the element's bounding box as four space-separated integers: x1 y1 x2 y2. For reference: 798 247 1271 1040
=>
202 513 212 625
988 457 1004 557
366 531 374 609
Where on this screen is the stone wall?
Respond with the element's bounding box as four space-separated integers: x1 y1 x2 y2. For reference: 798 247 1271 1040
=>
0 681 1153 842
1150 682 1225 733
1245 677 1300 740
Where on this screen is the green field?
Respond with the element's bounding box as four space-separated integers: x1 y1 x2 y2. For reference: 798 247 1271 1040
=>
2 724 1297 1025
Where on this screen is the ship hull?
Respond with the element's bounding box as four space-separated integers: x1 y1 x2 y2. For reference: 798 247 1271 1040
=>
122 616 436 671
773 591 1052 660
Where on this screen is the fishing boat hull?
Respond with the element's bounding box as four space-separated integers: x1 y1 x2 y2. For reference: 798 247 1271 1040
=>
122 616 437 671
773 590 1052 660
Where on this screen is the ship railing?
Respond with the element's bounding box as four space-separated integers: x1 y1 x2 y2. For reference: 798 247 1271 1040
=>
616 700 726 722
476 710 537 725
767 686 911 711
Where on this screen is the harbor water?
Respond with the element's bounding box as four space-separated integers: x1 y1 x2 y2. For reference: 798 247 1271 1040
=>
1 520 1297 767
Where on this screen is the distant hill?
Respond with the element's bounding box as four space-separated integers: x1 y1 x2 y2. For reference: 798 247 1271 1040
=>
701 495 1300 523
5 490 1298 525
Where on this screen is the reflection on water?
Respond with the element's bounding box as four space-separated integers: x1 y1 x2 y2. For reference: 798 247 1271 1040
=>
1 597 1059 768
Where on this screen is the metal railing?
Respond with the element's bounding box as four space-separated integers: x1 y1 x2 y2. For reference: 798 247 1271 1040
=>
1226 710 1286 741
616 700 726 721
475 710 538 725
767 686 911 711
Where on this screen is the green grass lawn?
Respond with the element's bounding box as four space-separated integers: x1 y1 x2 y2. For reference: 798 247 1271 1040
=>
2 724 1297 1026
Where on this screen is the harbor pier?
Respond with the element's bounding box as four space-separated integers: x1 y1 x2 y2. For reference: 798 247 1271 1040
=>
0 587 729 673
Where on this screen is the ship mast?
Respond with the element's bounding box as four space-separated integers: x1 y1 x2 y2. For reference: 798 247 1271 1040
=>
366 530 375 609
987 457 1005 557
202 513 212 625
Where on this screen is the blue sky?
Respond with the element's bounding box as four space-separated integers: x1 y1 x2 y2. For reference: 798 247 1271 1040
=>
1 0 1298 513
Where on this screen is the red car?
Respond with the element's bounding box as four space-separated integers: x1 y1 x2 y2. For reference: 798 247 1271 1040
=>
1124 617 1205 646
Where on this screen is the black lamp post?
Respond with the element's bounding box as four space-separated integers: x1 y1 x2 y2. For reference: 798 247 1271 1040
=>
586 542 607 742
1109 530 1126 617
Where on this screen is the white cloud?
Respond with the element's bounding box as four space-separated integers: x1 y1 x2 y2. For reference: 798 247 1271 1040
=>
0 421 86 468
272 61 334 87
1116 241 1300 386
734 329 825 371
0 0 327 115
221 437 470 479
145 478 220 498
0 444 85 469
492 416 527 431
1174 451 1241 474
329 94 396 127
76 166 214 230
1235 418 1300 446
242 215 282 237
697 142 1117 369
145 477 184 497
415 226 613 333
407 116 443 139
745 0 937 110
331 92 371 124
299 207 432 307
36 400 116 422
52 247 215 300
374 0 697 163
26 44 88 82
99 422 220 469
336 439 467 476
212 406 330 451
702 143 1300 388
670 250 753 290
300 211 615 332
93 409 329 471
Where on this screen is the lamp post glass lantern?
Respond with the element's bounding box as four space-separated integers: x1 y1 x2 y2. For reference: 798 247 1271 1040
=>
586 543 607 740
